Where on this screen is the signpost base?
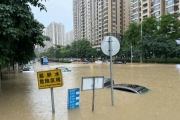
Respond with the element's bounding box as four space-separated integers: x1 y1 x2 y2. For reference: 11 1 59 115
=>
50 88 55 113
92 78 95 112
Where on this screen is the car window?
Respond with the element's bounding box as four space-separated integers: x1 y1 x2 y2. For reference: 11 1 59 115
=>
65 68 69 72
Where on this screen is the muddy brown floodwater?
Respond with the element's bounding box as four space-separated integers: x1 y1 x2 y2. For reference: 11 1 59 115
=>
1 62 180 120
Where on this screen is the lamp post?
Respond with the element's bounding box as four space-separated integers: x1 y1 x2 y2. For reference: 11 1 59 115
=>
140 17 143 63
140 0 143 63
131 43 133 63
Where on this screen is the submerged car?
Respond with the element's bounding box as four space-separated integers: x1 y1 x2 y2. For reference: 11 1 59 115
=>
112 84 149 94
95 60 103 64
21 65 35 73
104 78 114 87
56 67 71 72
113 61 126 64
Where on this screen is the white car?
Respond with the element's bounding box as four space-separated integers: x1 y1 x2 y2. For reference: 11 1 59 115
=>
56 67 71 72
21 65 35 73
95 60 102 63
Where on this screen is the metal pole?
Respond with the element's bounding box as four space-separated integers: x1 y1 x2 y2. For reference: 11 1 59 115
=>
0 64 1 92
50 88 55 113
140 0 142 63
109 37 114 106
131 43 132 63
92 77 95 111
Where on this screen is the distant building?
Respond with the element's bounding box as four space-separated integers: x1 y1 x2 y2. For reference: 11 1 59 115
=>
35 29 47 53
45 22 65 48
64 30 74 45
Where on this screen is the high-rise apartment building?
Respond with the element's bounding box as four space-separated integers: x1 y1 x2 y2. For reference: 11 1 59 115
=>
64 30 74 45
73 0 131 47
35 29 48 53
131 0 179 23
46 22 65 48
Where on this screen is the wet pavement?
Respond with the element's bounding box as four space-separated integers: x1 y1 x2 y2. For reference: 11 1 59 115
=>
1 62 180 120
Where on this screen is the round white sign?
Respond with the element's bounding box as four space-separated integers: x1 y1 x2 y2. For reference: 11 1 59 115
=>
101 36 120 56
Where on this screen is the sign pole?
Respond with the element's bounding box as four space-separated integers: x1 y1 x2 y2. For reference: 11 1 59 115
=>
50 88 55 113
0 64 1 93
109 37 114 106
92 77 95 111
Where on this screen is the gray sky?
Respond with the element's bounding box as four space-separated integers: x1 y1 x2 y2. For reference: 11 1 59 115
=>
31 0 73 32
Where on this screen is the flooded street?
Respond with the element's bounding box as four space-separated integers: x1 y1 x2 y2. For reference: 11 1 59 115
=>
1 62 180 120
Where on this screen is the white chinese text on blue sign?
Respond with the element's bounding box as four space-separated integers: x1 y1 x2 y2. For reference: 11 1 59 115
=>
68 88 80 109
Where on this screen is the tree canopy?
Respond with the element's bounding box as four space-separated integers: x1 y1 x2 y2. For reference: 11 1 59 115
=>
121 14 180 61
39 39 104 60
0 0 49 64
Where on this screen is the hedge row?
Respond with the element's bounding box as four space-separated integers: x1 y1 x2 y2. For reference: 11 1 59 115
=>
59 60 71 63
115 58 180 64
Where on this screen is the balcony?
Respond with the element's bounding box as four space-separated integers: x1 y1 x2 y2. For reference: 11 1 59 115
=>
143 9 148 14
143 11 148 15
142 3 148 9
175 0 179 2
151 2 153 6
150 8 154 13
142 0 148 3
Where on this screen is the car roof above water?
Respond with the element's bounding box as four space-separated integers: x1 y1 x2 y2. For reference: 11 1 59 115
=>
113 84 149 94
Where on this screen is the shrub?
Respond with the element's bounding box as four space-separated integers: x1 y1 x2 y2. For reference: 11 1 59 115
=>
59 60 71 63
115 58 180 64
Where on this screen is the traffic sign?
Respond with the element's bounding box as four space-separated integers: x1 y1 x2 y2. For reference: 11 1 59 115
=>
68 88 80 109
81 77 104 91
81 76 104 111
37 69 63 89
101 36 120 56
101 36 120 106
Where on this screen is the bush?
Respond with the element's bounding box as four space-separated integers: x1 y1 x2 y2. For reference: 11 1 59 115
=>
115 58 180 64
59 60 71 63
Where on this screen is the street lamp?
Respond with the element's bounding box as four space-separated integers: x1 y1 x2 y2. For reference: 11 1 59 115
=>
131 43 133 63
140 0 143 63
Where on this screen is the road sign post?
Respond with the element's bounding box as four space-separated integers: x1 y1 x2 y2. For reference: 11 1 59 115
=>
81 76 104 111
37 69 63 113
101 36 120 106
109 37 114 106
50 88 55 113
92 77 95 112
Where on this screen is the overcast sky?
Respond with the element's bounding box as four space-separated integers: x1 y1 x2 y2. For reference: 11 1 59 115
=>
31 0 73 33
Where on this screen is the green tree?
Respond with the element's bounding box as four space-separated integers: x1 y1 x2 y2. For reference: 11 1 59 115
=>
60 46 71 58
0 0 49 65
153 34 177 63
71 39 92 58
138 35 155 63
157 13 180 39
123 22 140 45
54 45 63 59
122 15 180 61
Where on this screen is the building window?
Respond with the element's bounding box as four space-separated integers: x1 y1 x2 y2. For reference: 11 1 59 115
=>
166 0 174 6
154 0 160 4
133 14 138 18
103 0 107 8
154 11 160 16
153 5 160 11
133 8 138 13
166 6 174 13
132 0 137 2
133 3 138 8
134 19 138 23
